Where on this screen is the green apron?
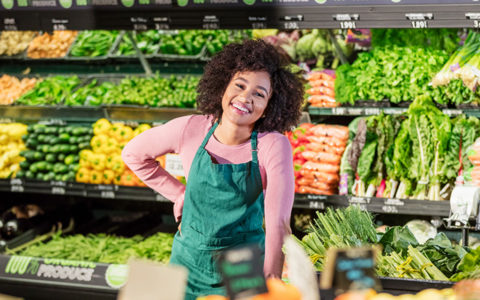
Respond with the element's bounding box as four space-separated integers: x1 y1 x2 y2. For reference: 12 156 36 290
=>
170 121 265 300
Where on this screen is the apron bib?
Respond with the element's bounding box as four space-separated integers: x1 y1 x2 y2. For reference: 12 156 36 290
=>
170 121 265 300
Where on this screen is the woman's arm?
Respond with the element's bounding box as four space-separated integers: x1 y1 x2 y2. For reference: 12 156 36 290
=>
262 135 295 278
121 116 191 221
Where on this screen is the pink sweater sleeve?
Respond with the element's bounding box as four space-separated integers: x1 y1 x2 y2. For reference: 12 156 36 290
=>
262 135 295 278
122 116 191 222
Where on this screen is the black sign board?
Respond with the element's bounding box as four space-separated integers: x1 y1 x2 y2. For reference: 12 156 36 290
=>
217 244 267 300
320 247 381 296
0 255 128 290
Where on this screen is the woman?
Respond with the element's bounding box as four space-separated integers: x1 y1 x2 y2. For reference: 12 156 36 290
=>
122 39 304 299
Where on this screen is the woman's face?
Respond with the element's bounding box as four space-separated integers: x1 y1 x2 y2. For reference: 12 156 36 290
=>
221 71 272 129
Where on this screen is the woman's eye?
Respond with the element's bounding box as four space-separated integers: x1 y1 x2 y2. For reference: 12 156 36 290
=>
235 84 244 89
256 92 265 98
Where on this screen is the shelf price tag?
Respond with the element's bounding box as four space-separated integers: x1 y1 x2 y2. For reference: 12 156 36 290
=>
51 18 69 31
100 191 115 199
130 17 148 30
248 16 267 29
348 196 369 211
155 193 169 202
153 17 170 30
203 15 219 29
309 201 324 210
466 13 480 28
51 187 66 195
10 179 24 193
281 15 302 30
381 205 398 214
333 14 358 29
406 13 433 29
3 18 17 31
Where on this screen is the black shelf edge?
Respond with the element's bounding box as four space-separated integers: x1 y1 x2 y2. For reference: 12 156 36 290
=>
308 107 479 117
0 178 171 202
293 194 451 217
1 2 480 30
1 179 451 216
0 105 197 123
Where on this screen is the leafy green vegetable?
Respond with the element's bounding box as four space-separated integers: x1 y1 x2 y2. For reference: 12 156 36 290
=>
379 226 419 256
451 247 480 281
335 46 449 104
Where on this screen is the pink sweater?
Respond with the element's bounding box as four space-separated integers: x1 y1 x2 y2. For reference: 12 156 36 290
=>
122 114 294 278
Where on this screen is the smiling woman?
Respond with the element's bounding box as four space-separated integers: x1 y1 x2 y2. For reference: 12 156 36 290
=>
122 39 304 300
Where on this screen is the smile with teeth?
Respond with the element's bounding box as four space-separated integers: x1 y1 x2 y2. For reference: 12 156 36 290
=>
232 103 251 114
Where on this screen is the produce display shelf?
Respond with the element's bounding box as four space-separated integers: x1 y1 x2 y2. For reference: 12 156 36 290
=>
308 106 480 117
1 1 480 30
0 179 451 217
0 105 198 123
0 254 121 300
294 194 451 217
0 179 170 203
2 106 479 124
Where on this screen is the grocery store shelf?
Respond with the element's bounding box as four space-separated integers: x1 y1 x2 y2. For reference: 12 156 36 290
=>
1 179 451 217
0 254 120 300
0 178 171 203
0 105 197 123
1 1 480 30
294 194 451 217
308 106 480 117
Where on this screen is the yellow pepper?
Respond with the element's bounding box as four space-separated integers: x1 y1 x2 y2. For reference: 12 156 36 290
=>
133 124 151 137
119 126 134 142
90 170 103 184
113 174 122 185
93 118 111 136
90 134 109 151
102 170 115 185
110 123 125 141
104 137 119 154
107 155 125 175
76 167 90 183
79 150 94 168
91 153 106 171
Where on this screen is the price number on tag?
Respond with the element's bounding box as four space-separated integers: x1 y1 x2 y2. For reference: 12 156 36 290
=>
203 23 219 30
10 185 24 193
101 191 115 199
252 22 266 29
340 21 356 29
133 24 148 30
381 205 399 213
309 201 324 210
53 24 67 30
51 187 66 195
283 22 299 29
411 20 428 28
155 23 170 30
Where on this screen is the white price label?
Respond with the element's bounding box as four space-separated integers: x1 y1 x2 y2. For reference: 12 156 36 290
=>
51 187 66 195
340 21 356 29
411 20 428 28
11 185 24 193
165 154 184 177
382 205 399 214
155 23 170 30
284 22 299 29
101 191 115 199
10 179 22 185
475 20 480 28
309 201 324 210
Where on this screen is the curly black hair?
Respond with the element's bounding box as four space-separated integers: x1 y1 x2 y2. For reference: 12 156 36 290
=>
196 39 304 133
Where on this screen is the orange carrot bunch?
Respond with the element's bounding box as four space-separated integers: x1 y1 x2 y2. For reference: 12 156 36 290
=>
305 71 338 108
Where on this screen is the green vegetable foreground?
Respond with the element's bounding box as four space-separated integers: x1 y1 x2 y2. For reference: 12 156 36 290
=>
295 206 471 282
16 232 174 264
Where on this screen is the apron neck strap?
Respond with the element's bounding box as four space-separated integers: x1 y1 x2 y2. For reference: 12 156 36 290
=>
202 121 259 163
